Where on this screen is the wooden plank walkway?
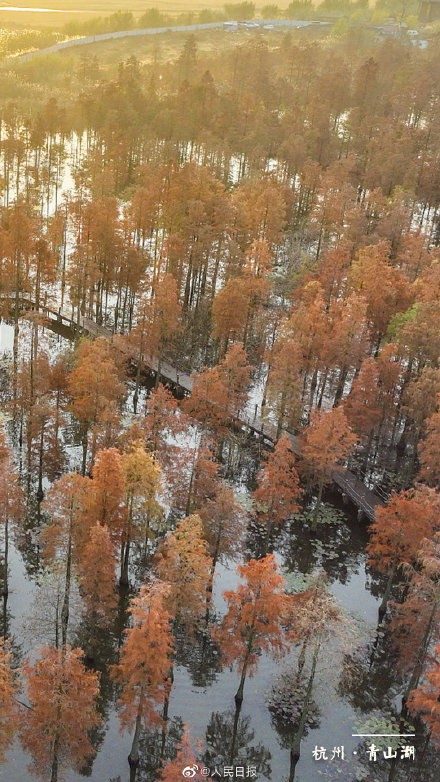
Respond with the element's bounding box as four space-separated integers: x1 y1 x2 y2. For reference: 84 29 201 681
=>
1 292 382 521
239 409 382 521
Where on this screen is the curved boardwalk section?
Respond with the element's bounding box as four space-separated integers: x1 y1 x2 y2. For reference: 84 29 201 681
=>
1 291 381 521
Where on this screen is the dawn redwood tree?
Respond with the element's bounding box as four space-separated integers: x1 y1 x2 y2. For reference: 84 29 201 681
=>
214 553 295 707
286 575 342 782
21 645 101 782
199 484 244 569
184 443 220 516
0 430 24 600
158 726 203 781
149 273 181 386
264 338 303 437
390 534 440 714
86 447 125 538
349 241 410 350
404 367 440 447
184 362 229 433
112 581 174 780
199 483 245 615
211 278 249 352
240 238 273 348
300 407 358 524
323 293 368 406
367 486 440 621
141 383 186 463
419 392 440 487
129 273 181 410
1 202 38 405
282 282 327 410
185 342 251 435
77 522 117 628
42 473 91 645
155 514 212 633
292 574 342 681
68 337 124 474
220 342 252 418
120 442 162 585
232 178 286 249
408 644 440 747
343 357 381 444
0 637 19 761
211 239 272 354
253 434 302 529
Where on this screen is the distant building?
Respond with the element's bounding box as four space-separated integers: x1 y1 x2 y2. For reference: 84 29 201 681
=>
419 0 440 22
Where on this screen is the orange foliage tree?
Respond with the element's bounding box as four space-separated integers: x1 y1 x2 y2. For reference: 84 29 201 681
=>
155 514 212 632
343 357 381 442
158 725 203 781
212 239 272 354
129 273 181 410
111 581 174 776
86 447 125 536
419 392 440 487
41 473 91 645
367 486 440 621
77 522 117 630
184 443 220 516
68 337 124 474
120 441 162 585
349 241 410 350
21 645 101 782
0 637 19 761
264 338 303 437
390 534 440 710
141 383 186 464
253 434 302 528
199 483 245 616
0 429 24 598
185 342 251 435
300 407 358 524
214 553 295 705
408 644 440 747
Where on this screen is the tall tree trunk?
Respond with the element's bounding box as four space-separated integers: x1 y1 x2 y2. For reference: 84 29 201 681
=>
37 421 45 506
229 699 242 766
289 642 320 781
128 693 144 782
2 517 8 600
81 427 88 477
61 534 72 647
378 564 397 624
160 666 174 757
234 631 254 706
120 537 130 587
50 735 60 782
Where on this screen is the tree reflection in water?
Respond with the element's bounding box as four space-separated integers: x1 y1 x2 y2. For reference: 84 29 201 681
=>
204 709 271 780
136 716 184 781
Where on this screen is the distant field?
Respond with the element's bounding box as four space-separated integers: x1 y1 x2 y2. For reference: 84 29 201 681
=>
7 23 323 76
0 0 231 28
12 24 300 65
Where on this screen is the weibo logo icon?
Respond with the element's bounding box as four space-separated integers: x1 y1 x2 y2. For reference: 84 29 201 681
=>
182 765 199 778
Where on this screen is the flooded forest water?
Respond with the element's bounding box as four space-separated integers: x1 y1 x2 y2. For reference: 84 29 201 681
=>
0 320 435 782
0 121 438 782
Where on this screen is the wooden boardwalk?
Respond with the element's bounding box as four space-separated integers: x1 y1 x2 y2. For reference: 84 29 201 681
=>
238 409 382 521
1 292 382 521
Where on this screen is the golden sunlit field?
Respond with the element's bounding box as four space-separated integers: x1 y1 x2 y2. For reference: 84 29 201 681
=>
0 0 231 28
